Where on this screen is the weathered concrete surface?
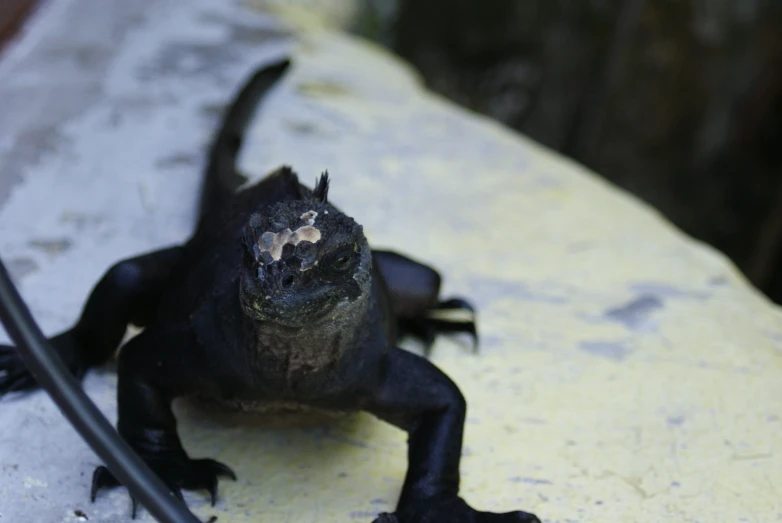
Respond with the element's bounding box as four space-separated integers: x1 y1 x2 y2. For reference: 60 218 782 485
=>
1 0 782 522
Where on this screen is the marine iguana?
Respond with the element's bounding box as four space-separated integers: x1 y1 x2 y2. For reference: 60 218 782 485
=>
0 59 540 523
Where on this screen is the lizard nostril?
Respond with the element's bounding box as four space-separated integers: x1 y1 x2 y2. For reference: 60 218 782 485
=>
281 274 295 288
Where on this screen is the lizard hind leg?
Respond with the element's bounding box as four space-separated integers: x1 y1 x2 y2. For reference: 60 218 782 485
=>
399 298 478 356
372 250 479 356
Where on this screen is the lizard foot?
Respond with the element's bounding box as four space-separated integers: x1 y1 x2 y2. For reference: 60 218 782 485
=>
91 455 236 518
373 496 540 523
0 332 88 396
401 298 478 356
0 344 36 395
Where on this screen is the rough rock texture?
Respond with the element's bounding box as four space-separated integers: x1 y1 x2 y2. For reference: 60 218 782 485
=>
0 0 781 522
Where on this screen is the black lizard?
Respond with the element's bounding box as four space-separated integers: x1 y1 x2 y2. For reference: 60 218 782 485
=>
0 59 540 523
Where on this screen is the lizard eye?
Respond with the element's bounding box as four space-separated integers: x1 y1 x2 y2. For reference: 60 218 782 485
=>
325 247 356 275
331 254 352 272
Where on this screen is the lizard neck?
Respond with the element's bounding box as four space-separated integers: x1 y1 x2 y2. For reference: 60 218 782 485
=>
249 289 372 396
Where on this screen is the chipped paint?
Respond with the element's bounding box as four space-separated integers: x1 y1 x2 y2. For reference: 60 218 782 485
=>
579 340 632 361
22 477 48 489
6 257 38 281
604 295 663 331
28 238 73 258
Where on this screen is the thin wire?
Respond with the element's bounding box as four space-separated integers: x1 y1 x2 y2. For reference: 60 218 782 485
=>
0 256 200 523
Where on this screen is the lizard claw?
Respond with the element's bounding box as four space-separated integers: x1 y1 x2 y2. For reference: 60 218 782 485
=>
0 332 89 397
437 298 476 315
400 297 479 357
207 474 219 506
0 345 36 396
90 466 120 502
91 456 236 518
92 466 146 519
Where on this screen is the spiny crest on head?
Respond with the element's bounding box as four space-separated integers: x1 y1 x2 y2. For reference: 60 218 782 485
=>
312 171 329 203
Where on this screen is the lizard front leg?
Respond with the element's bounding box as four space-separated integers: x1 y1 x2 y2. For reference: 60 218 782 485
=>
365 348 539 523
90 331 235 517
0 246 184 394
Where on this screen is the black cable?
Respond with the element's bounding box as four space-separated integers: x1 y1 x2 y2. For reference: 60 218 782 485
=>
0 256 200 523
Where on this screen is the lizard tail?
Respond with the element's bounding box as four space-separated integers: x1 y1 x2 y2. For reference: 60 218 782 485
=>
197 58 292 227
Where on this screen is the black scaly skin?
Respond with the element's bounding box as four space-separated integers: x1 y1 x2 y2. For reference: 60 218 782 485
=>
0 59 540 523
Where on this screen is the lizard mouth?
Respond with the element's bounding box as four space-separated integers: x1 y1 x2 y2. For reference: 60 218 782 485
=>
239 260 365 328
267 300 348 327
257 299 339 327
250 300 351 329
240 280 346 328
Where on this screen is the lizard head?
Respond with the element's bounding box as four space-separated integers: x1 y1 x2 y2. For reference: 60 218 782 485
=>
238 173 372 328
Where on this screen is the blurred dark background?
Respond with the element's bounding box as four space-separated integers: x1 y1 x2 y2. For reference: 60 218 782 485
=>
355 0 782 303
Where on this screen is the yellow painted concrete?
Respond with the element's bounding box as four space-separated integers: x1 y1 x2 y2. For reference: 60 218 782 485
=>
131 14 782 523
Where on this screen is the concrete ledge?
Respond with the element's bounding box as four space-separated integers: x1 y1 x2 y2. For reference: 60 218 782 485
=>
1 0 781 522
